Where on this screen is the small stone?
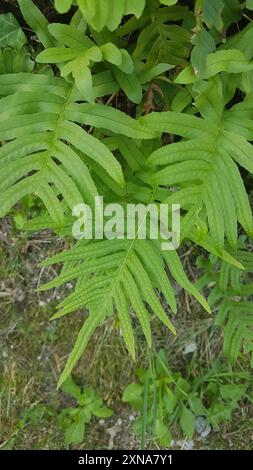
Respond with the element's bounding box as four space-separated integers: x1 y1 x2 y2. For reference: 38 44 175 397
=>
183 341 197 355
196 416 211 438
200 424 211 438
183 440 194 450
175 440 194 450
196 416 207 434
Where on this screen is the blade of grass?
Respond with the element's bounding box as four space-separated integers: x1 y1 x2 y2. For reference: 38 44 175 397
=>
140 371 149 450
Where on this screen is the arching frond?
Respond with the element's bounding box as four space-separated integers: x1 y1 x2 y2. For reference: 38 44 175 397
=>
0 70 159 223
39 237 209 387
196 245 253 365
143 77 253 251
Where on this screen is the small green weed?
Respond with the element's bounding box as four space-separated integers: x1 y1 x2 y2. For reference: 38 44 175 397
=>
58 377 113 446
123 350 252 448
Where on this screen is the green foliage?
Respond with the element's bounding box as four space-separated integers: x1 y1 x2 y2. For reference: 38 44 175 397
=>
0 0 252 389
246 0 253 11
196 239 253 366
190 28 215 77
0 402 51 450
0 13 27 50
143 77 253 251
123 351 253 446
0 48 34 74
36 25 137 103
58 376 113 445
40 239 211 387
54 0 179 27
54 0 146 27
122 350 198 446
192 361 253 429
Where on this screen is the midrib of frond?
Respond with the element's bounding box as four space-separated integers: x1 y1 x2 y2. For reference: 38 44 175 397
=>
187 129 225 233
36 84 73 180
201 130 222 186
94 186 158 315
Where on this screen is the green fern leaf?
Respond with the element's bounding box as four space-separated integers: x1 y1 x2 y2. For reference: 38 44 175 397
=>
142 77 253 250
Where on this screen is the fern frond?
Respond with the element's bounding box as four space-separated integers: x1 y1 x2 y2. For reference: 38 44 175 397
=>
39 237 209 385
53 0 179 33
223 304 253 365
198 247 253 365
0 48 34 74
143 77 253 251
0 66 160 221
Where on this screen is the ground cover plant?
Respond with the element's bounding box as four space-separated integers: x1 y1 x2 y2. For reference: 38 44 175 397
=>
0 0 253 450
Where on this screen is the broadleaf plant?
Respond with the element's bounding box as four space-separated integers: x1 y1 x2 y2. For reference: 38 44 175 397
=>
58 376 113 445
0 0 252 389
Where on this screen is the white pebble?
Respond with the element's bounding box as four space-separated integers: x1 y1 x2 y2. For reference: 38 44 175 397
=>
183 341 197 355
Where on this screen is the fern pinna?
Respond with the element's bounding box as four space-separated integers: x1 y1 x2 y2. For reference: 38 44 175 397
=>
0 0 252 386
196 240 253 366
